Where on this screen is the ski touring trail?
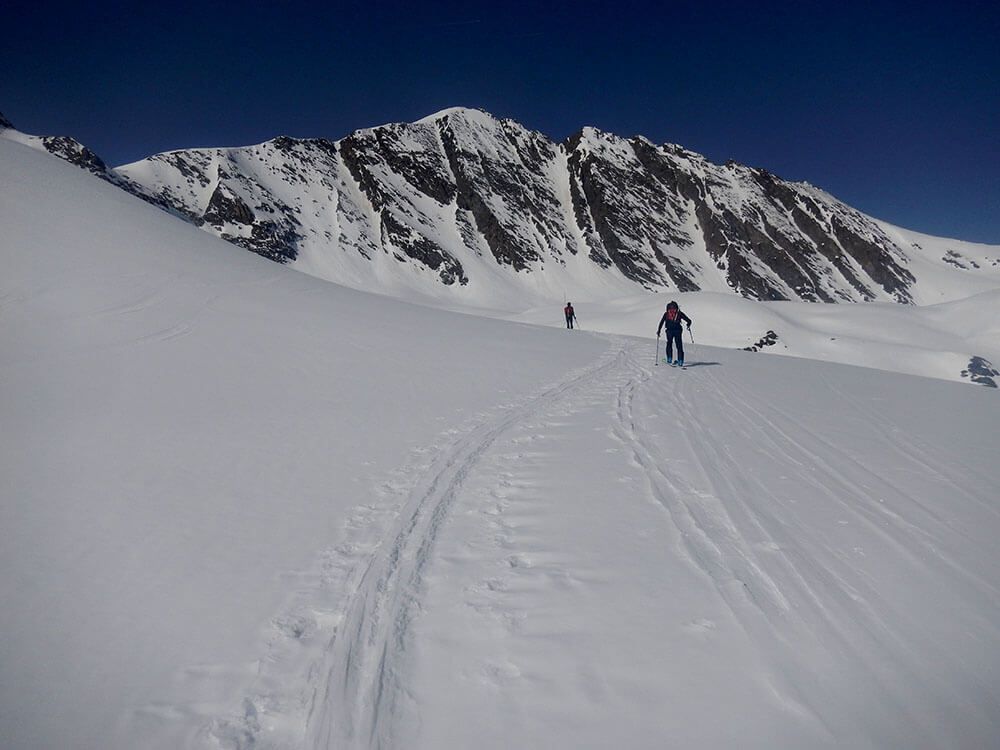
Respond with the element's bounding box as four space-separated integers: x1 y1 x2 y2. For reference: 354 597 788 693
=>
207 337 999 750
305 345 623 750
202 342 624 749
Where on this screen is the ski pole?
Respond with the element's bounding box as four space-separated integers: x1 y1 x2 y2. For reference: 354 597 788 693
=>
688 327 694 343
655 334 660 366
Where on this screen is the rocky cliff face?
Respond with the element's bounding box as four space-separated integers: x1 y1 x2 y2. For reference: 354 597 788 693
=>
1 108 971 304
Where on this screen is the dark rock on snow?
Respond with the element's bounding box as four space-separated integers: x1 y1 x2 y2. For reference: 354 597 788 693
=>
961 357 999 388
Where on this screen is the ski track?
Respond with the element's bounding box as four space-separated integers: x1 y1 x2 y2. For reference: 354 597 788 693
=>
610 357 837 737
818 373 1000 524
619 357 999 746
306 343 623 750
201 339 624 749
700 370 1000 603
202 337 999 749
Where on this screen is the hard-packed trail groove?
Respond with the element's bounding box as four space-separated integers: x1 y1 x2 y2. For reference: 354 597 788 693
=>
306 342 626 749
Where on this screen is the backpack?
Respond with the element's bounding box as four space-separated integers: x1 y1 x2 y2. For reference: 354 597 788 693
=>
667 307 679 322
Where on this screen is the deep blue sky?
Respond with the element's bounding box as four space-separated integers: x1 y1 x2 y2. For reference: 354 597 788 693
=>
4 0 998 242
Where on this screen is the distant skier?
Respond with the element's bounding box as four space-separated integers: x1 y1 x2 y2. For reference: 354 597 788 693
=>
657 300 692 366
564 302 577 329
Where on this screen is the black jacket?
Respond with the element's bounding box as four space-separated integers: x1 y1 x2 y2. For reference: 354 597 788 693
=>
657 309 691 335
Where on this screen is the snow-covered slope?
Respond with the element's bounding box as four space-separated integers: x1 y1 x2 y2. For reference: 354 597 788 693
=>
12 107 991 308
2 125 1000 750
0 135 605 750
875 220 1000 302
396 349 1000 750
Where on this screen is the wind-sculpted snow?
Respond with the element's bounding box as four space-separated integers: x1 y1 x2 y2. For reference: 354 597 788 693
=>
9 107 984 307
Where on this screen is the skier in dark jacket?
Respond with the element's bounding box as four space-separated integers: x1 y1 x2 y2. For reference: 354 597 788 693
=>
657 300 692 366
564 302 576 329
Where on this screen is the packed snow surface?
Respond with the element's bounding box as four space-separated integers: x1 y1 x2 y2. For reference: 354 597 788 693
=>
2 137 1000 750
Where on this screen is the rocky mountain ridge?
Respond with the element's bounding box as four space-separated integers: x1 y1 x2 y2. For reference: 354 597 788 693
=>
3 108 996 306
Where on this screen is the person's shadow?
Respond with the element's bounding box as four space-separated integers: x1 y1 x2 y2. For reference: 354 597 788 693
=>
682 362 721 368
